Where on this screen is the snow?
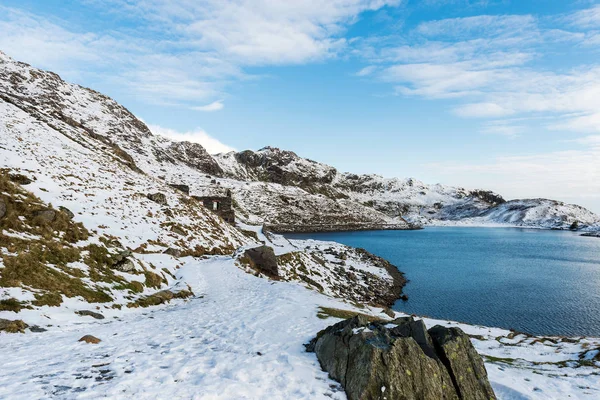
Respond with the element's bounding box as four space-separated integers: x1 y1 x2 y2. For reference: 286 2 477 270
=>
1 255 599 399
1 50 599 400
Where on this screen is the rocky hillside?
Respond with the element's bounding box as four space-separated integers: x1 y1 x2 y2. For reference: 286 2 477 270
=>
214 147 600 231
3 50 595 233
0 50 409 318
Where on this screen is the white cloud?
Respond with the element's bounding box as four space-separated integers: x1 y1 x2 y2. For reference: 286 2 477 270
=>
358 7 600 137
568 5 600 29
0 1 401 106
192 100 224 112
454 103 514 118
149 125 235 154
423 147 600 212
355 65 377 76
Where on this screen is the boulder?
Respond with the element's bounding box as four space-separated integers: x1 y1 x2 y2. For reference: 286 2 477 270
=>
75 310 105 320
59 206 74 219
243 246 279 278
163 247 183 257
111 250 136 272
33 209 57 222
0 198 6 219
147 192 167 205
0 318 28 333
79 335 101 344
428 326 496 400
307 316 495 400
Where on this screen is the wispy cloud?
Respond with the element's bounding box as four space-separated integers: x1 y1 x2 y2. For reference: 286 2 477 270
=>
0 1 401 106
355 7 600 139
192 100 224 112
148 124 235 154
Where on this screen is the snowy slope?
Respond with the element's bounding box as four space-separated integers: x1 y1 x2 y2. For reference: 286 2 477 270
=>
1 255 599 399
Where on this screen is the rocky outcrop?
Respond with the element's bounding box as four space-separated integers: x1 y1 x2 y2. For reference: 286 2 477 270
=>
147 192 167 205
111 250 136 272
307 316 495 400
166 141 223 177
243 246 279 278
0 198 6 219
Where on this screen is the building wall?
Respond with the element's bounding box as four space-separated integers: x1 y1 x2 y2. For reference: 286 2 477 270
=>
193 195 235 224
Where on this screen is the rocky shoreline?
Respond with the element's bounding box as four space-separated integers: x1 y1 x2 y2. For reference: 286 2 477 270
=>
264 222 421 234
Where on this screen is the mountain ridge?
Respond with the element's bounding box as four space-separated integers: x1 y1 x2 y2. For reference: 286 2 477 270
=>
1 50 597 232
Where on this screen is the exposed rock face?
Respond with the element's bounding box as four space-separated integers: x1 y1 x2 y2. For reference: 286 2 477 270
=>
243 246 279 278
147 192 167 205
166 141 223 177
428 326 496 399
307 316 495 400
0 198 6 219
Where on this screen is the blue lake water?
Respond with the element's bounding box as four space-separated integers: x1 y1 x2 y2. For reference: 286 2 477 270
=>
285 227 600 337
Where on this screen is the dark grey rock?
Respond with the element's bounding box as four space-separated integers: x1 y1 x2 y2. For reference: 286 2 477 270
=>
307 316 496 400
0 198 6 219
59 206 74 219
147 192 167 205
429 325 496 400
29 325 48 333
75 310 105 320
243 246 279 278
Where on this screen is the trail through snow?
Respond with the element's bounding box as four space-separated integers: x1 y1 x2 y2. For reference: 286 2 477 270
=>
1 256 599 399
0 256 345 400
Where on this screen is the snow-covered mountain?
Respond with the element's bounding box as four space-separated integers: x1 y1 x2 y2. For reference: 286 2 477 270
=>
213 147 600 231
2 49 596 233
2 51 599 400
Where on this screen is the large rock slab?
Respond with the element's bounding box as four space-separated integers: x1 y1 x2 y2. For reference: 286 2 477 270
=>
243 246 279 278
307 315 495 400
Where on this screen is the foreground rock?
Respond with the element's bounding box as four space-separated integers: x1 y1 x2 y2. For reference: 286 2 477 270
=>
307 315 495 400
243 246 279 278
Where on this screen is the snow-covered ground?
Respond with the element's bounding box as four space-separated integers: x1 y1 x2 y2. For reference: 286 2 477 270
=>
1 255 598 400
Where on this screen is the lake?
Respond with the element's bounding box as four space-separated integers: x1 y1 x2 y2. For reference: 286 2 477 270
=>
285 227 600 337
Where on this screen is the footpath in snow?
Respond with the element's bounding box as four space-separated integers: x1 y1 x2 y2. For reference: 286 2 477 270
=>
1 255 599 400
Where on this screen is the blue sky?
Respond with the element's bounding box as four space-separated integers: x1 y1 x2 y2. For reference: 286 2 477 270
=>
1 0 600 211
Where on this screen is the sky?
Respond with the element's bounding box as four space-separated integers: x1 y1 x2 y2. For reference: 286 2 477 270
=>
0 0 599 212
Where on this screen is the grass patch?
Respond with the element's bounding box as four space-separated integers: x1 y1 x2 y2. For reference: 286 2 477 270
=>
32 292 63 307
316 307 383 322
0 298 27 312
